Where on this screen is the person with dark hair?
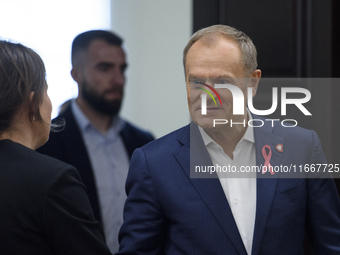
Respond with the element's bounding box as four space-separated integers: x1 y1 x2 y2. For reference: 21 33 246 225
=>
38 30 154 253
117 25 340 254
0 40 112 255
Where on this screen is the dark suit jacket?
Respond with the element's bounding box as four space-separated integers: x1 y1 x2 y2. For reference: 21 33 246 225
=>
0 139 112 255
117 119 340 255
37 104 154 223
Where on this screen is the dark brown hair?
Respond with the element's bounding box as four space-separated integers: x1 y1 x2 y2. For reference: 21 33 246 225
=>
0 40 46 134
71 30 123 68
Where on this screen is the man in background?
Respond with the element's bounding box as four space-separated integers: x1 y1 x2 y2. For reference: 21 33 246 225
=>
38 30 154 253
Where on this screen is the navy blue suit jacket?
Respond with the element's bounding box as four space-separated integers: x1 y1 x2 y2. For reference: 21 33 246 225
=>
118 119 340 254
38 104 154 223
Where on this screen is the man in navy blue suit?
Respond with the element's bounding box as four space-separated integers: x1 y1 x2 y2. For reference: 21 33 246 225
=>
117 25 340 254
38 30 154 253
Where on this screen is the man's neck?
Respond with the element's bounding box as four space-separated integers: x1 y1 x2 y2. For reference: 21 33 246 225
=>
75 98 113 133
204 114 249 159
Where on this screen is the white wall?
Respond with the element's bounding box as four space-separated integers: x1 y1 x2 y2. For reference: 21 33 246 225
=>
111 0 192 138
0 0 111 118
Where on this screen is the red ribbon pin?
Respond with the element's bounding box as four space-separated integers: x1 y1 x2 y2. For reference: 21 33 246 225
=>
262 145 274 175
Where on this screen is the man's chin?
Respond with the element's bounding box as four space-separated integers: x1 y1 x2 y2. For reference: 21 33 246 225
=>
90 101 122 116
192 117 216 131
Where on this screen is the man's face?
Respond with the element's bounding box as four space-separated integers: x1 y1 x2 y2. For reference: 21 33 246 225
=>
75 39 127 116
185 37 258 132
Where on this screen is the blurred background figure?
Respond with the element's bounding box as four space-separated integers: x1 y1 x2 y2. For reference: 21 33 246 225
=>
0 40 112 255
38 30 154 253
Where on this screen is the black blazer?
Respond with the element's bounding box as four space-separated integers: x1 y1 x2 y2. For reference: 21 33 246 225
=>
37 104 154 223
0 139 112 255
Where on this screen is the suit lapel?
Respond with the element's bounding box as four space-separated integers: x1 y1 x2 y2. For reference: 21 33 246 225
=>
174 123 247 255
120 124 135 159
251 120 284 255
174 120 286 255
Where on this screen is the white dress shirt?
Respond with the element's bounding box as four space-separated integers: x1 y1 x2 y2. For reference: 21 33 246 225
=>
72 100 129 253
198 115 256 255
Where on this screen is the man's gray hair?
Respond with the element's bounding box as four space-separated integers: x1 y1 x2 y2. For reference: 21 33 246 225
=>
183 24 258 76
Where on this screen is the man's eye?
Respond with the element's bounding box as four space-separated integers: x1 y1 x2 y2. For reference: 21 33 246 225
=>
120 64 128 73
97 64 111 71
190 79 200 84
189 80 202 87
218 79 228 84
98 66 109 71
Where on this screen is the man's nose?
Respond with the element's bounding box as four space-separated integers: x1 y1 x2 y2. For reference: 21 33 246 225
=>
205 79 215 87
110 69 125 86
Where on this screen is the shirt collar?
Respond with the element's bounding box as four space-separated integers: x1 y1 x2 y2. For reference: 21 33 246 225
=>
198 110 255 147
71 99 125 136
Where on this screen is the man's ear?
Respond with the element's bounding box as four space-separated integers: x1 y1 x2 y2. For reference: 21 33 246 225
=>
186 82 191 110
249 69 261 97
71 68 81 83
